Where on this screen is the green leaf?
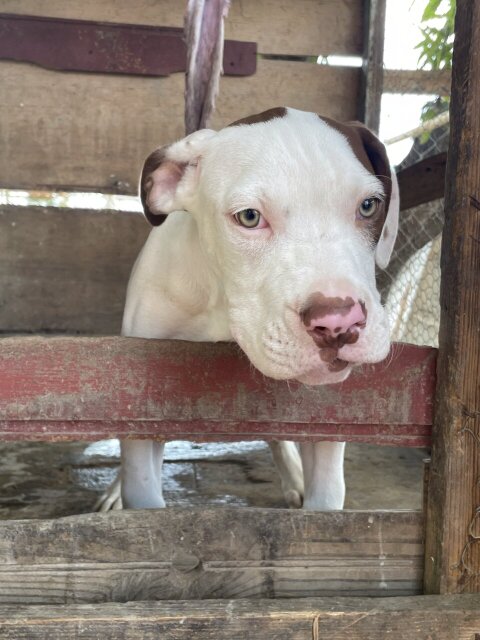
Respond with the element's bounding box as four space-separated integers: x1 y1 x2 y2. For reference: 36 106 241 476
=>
417 0 456 70
422 0 443 21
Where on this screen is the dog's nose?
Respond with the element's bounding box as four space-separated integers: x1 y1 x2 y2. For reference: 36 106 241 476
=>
301 295 367 346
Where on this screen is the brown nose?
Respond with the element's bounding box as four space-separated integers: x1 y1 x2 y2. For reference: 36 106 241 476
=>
301 294 367 348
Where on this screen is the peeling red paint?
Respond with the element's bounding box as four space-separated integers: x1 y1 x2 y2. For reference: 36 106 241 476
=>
0 13 256 77
0 337 436 446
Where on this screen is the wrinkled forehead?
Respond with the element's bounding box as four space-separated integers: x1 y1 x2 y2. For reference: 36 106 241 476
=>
200 109 382 201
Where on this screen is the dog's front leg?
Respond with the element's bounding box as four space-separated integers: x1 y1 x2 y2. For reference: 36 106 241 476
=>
299 442 345 510
121 440 166 509
269 441 304 508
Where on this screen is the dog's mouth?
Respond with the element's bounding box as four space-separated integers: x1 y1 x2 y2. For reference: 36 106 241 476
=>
231 323 358 383
293 343 356 385
318 347 351 372
296 363 352 385
328 357 350 372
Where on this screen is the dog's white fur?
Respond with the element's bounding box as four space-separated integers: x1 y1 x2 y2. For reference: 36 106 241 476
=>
96 107 399 512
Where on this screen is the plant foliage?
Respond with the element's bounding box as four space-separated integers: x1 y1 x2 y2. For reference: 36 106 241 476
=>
414 0 455 134
416 0 455 70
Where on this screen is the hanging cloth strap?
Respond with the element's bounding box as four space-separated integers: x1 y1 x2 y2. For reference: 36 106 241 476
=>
184 0 230 135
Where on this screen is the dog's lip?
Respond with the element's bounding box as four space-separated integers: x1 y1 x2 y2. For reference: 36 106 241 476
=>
318 347 338 363
317 346 351 372
327 357 350 372
318 346 351 370
295 360 352 385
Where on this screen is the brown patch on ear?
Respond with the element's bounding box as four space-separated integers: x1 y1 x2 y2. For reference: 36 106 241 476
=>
140 147 169 226
319 116 392 243
228 107 287 127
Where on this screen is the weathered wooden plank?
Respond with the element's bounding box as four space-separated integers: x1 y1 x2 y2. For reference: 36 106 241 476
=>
0 337 436 444
0 190 444 337
154 61 359 153
397 152 447 212
0 59 360 193
0 509 423 603
0 184 444 339
0 595 479 639
0 13 256 77
424 0 480 594
358 0 386 132
0 205 148 334
1 0 364 57
383 69 452 95
0 420 433 446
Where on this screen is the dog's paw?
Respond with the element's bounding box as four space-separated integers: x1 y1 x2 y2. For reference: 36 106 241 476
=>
93 476 123 512
280 459 304 509
284 488 303 508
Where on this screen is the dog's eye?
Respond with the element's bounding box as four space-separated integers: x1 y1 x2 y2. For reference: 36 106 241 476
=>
235 208 263 228
358 198 380 218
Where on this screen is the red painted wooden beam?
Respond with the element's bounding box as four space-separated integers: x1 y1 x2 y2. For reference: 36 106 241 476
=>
0 13 256 77
0 337 436 446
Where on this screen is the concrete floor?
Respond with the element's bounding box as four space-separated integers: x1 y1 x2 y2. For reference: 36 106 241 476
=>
0 439 427 519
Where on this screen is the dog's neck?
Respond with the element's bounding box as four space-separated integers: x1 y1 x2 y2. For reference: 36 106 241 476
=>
123 211 232 342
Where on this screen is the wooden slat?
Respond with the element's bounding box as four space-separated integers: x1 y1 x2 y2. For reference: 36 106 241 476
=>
0 177 445 337
424 0 480 595
212 62 359 136
0 509 423 603
358 0 386 132
0 59 360 193
0 0 364 57
0 337 436 445
0 13 256 77
0 595 479 639
383 69 452 95
0 205 148 335
397 152 447 211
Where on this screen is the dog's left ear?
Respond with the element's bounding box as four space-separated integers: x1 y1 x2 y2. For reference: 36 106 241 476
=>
348 123 399 269
140 128 217 226
375 169 399 269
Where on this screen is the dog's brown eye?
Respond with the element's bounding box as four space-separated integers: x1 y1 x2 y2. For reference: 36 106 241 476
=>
358 198 380 218
235 208 262 228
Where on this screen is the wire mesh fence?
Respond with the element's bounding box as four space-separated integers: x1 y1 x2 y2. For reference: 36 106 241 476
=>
382 109 447 348
381 109 447 348
378 0 454 347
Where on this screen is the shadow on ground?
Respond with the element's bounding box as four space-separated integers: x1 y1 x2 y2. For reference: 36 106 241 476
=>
0 440 426 519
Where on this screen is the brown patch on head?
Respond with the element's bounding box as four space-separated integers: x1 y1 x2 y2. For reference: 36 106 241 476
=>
228 107 287 128
318 116 392 244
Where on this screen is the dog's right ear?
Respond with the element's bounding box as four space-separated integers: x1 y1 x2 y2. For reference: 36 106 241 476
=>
140 129 217 226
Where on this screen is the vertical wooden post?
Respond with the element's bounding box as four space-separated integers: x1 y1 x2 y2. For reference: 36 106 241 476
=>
358 0 386 132
424 0 480 594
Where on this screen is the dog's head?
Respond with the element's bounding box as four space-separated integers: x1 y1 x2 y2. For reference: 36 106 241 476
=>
140 107 399 385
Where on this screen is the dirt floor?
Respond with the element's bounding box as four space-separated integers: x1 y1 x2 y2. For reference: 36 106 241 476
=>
0 439 427 519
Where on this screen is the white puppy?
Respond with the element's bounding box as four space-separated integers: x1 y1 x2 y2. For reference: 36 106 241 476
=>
97 107 399 512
